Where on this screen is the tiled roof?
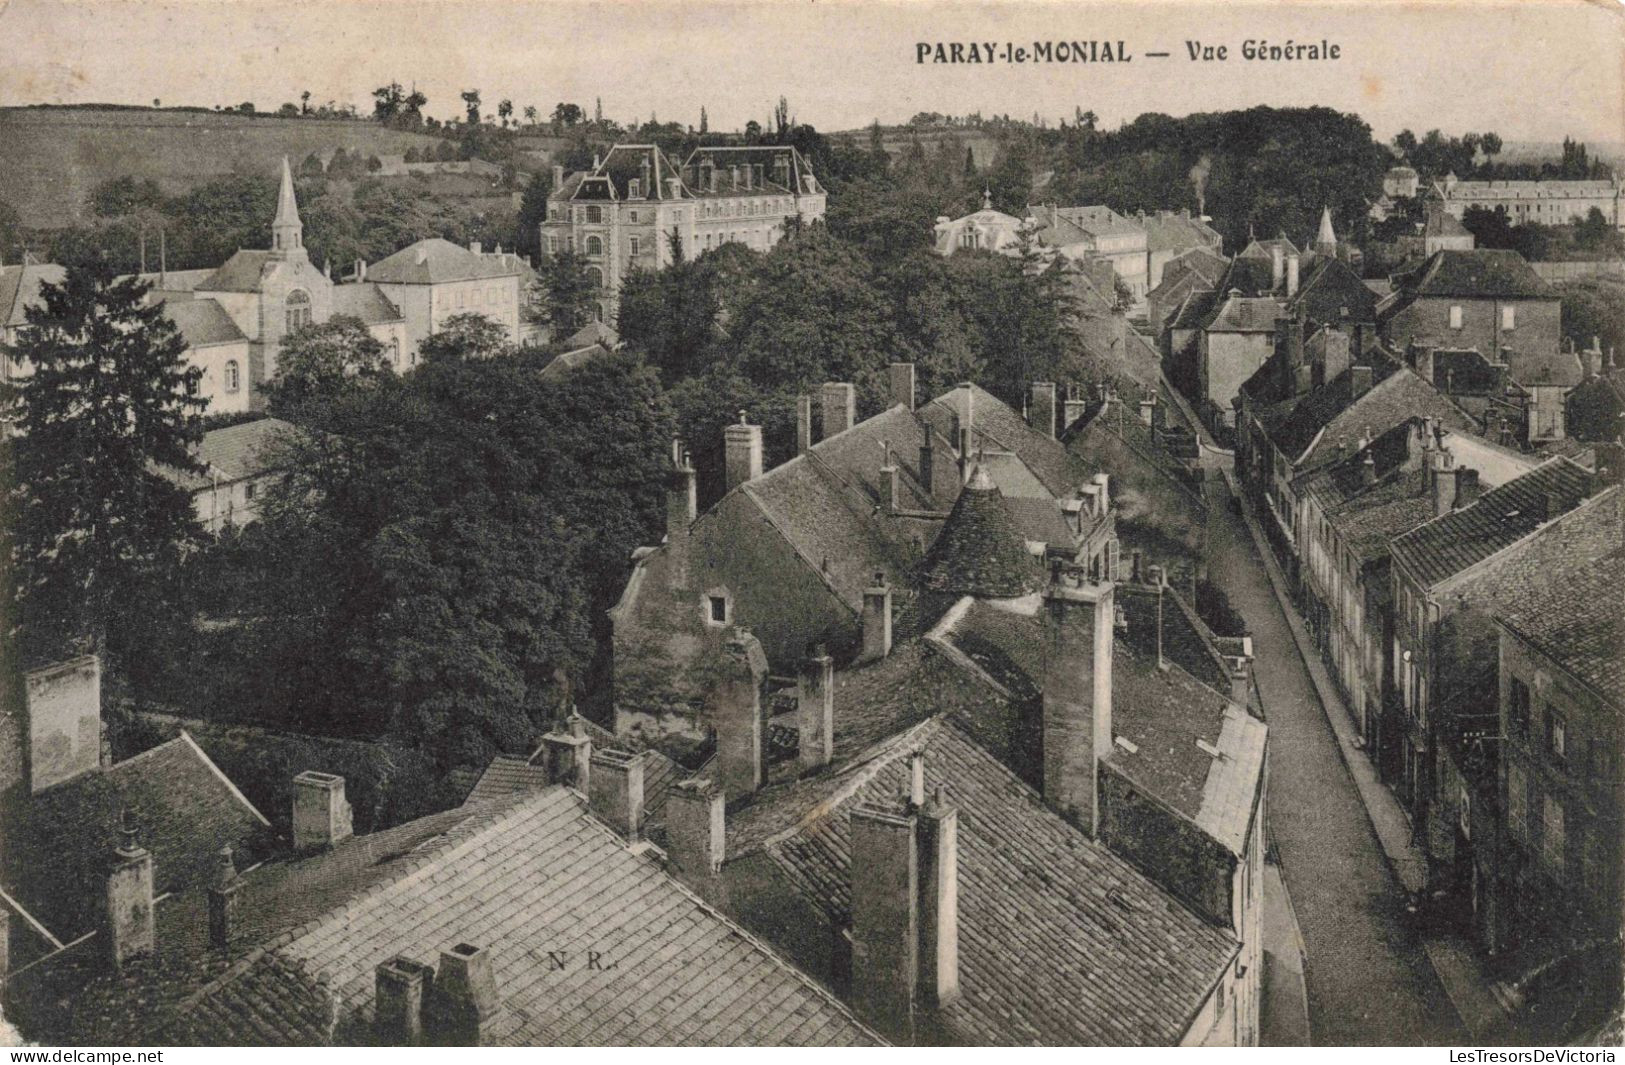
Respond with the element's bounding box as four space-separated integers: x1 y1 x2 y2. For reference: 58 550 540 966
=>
330 283 404 325
1206 294 1284 334
1424 211 1472 238
364 239 522 285
196 250 278 293
1505 345 1585 389
917 469 1043 598
462 755 551 805
1497 547 1625 705
161 298 247 348
1267 362 1473 467
1238 236 1300 261
134 269 217 295
1389 249 1556 301
560 319 619 351
917 383 1089 500
724 717 1238 1045
188 789 878 1045
167 417 294 491
0 733 269 941
1214 256 1278 300
0 262 67 329
1141 213 1223 253
1289 256 1379 326
1391 458 1602 588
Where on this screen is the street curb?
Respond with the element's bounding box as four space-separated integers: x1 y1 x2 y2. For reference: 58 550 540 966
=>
1216 467 1488 1040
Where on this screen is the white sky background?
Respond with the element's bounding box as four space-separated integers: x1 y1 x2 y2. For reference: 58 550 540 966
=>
0 0 1620 145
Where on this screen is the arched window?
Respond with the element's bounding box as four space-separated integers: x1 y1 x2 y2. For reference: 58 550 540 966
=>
223 359 240 393
585 235 603 257
586 266 603 290
284 289 312 333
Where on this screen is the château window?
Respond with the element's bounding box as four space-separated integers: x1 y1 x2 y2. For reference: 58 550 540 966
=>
223 360 240 393
586 267 603 290
628 179 641 199
629 209 640 224
546 235 558 254
284 289 312 333
1449 305 1463 330
585 235 604 256
586 205 602 224
630 236 641 257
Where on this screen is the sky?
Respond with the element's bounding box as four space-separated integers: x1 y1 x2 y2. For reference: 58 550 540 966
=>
0 0 1621 145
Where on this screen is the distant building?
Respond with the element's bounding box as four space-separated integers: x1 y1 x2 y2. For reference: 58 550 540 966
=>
932 193 1029 256
540 144 827 324
1139 209 1224 290
361 237 525 358
1565 348 1625 444
163 417 294 534
1025 203 1150 301
1426 172 1624 229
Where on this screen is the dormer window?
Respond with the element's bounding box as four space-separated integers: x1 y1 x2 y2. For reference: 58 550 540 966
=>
629 178 642 199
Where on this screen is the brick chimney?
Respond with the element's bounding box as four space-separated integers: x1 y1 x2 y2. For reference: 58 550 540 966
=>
1349 365 1374 400
849 790 960 1043
207 845 242 951
538 714 593 790
890 363 916 411
862 574 893 662
667 443 696 538
587 748 645 842
376 956 435 1045
665 778 726 879
292 771 354 851
1041 573 1114 836
796 395 813 454
105 811 155 969
724 412 763 491
715 628 768 797
425 943 502 1045
25 654 102 794
822 382 856 439
798 645 835 772
1029 382 1057 438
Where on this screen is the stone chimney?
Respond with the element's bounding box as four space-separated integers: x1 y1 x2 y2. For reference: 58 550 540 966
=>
376 956 435 1045
665 778 726 879
1349 364 1373 400
588 748 645 842
1091 472 1110 516
1063 396 1087 432
798 646 835 772
425 943 502 1045
552 164 564 189
1286 252 1300 297
890 362 916 411
207 845 242 951
919 437 935 495
105 811 155 969
1431 448 1459 517
1138 396 1156 426
292 771 354 851
724 412 764 491
1361 452 1378 487
1270 244 1284 290
469 241 482 256
25 654 102 794
848 791 960 1044
539 714 592 790
667 444 697 538
1029 382 1057 438
882 444 901 513
1041 573 1114 836
716 628 768 797
822 382 856 439
1455 467 1482 510
862 575 893 662
796 395 813 453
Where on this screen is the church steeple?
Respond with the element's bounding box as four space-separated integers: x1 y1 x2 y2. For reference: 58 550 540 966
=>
1313 205 1337 257
271 156 303 256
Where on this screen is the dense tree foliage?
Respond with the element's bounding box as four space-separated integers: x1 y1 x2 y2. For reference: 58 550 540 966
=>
1 260 205 676
1462 205 1625 262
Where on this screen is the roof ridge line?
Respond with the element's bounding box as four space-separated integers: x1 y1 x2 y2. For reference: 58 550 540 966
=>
177 730 271 827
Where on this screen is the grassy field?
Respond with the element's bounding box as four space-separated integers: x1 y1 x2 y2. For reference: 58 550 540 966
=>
828 126 1006 169
0 106 445 228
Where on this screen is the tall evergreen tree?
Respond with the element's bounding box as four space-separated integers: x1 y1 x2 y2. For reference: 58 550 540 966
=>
3 259 205 668
539 249 599 335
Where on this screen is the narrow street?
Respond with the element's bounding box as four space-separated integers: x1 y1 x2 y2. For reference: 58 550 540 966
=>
1204 461 1469 1046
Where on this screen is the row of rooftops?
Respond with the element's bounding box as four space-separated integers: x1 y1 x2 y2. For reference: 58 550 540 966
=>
553 143 823 205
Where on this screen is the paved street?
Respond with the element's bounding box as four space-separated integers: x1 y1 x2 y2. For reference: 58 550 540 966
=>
1204 463 1469 1046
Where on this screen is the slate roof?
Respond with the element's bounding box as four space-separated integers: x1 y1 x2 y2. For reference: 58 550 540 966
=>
167 417 294 491
570 144 687 202
1214 255 1278 299
1206 294 1285 334
1289 255 1379 326
1141 212 1223 253
1266 361 1474 468
1237 237 1300 261
1497 547 1625 706
364 239 522 285
917 468 1043 598
684 145 821 197
1388 249 1557 301
160 298 247 349
722 717 1238 1046
1390 457 1601 588
196 250 279 293
463 755 551 805
1424 211 1472 239
0 733 269 942
0 262 67 329
560 319 620 352
1506 345 1585 390
916 383 1089 500
329 283 404 325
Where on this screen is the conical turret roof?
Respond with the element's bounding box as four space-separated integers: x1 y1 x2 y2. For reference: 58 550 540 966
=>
918 465 1043 598
1315 205 1337 250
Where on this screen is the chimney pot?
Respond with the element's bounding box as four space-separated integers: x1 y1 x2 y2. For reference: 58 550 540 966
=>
821 382 856 439
1062 397 1087 432
1455 467 1481 509
207 845 243 951
539 714 593 790
425 943 502 1045
587 748 645 842
862 577 894 662
1270 245 1284 290
1138 397 1155 426
293 770 354 851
